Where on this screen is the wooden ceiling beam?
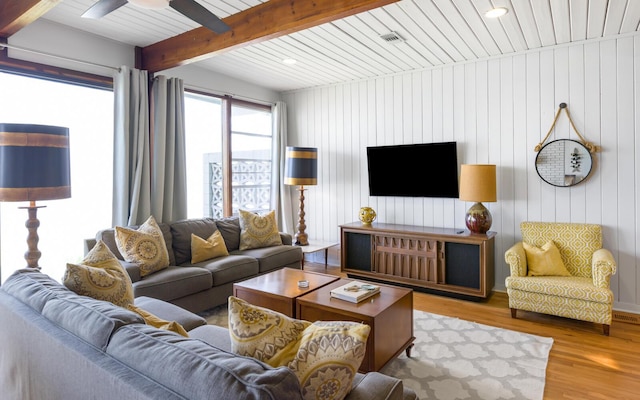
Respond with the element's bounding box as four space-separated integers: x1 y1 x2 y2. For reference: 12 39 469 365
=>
140 0 400 73
0 0 62 37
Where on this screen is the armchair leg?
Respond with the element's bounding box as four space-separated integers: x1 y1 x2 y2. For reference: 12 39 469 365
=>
510 308 517 318
603 324 610 336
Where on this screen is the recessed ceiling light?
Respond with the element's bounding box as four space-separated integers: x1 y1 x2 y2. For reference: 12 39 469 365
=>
282 58 297 65
485 7 508 18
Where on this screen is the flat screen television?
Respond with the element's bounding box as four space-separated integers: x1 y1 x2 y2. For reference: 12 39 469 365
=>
367 142 459 198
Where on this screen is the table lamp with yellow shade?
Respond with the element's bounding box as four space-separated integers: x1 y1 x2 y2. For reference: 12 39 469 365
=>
459 164 496 234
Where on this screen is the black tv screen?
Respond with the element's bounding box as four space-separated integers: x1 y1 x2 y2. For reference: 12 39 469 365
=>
367 142 459 198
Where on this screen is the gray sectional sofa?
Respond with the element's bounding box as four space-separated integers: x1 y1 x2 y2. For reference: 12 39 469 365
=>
0 269 417 400
86 216 302 313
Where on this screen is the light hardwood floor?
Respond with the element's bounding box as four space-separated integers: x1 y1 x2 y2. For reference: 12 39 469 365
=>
303 262 640 400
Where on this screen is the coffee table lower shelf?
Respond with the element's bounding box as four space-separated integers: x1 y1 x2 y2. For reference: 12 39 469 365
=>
296 279 414 373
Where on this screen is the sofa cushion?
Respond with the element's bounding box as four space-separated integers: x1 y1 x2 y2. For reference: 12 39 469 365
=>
191 231 229 263
195 255 259 286
63 240 134 308
228 296 310 367
291 321 370 400
234 245 302 273
169 218 217 265
132 266 212 301
215 216 241 251
97 222 176 266
239 210 283 250
134 296 206 331
1 268 73 312
107 324 304 400
116 216 170 277
127 304 189 337
41 296 144 350
189 324 233 351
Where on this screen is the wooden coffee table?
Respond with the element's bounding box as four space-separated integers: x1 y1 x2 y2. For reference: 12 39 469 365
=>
232 268 339 318
296 279 414 373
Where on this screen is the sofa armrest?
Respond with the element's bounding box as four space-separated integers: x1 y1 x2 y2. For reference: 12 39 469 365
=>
505 242 527 277
280 232 293 245
346 372 414 400
592 248 617 288
84 238 97 256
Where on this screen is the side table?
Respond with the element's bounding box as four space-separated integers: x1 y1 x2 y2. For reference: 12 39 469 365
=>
300 241 338 269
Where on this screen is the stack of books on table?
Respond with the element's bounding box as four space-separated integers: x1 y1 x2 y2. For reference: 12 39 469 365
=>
330 281 380 303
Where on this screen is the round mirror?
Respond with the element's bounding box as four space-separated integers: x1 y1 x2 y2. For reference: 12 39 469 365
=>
535 139 593 187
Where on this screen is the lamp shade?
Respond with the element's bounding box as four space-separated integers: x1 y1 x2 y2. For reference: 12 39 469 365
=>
459 164 496 202
284 146 317 186
0 123 71 202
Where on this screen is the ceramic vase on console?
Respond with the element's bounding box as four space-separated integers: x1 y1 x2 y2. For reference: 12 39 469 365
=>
358 207 376 225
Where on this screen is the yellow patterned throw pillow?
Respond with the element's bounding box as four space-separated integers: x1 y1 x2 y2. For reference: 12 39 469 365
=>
63 240 134 308
523 240 572 277
290 321 370 400
191 230 229 263
228 296 310 367
115 215 169 277
238 209 282 251
127 304 189 337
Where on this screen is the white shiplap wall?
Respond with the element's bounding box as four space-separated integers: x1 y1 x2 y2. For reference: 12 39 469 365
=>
282 34 640 313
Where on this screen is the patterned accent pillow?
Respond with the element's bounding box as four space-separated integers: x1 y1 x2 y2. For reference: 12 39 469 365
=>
238 210 282 251
127 304 189 337
523 240 572 277
115 215 170 277
289 321 370 400
228 296 310 367
191 230 229 263
63 240 134 308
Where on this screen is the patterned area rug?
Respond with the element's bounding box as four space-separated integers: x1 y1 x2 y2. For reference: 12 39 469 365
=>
200 306 553 400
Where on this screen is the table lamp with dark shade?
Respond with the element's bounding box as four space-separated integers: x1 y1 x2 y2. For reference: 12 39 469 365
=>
284 146 317 246
0 123 71 269
459 164 496 234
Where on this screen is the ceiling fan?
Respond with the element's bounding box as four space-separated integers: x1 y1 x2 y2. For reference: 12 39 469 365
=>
82 0 231 34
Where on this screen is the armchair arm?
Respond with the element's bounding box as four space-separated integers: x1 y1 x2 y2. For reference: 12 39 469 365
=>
505 242 527 277
592 248 617 288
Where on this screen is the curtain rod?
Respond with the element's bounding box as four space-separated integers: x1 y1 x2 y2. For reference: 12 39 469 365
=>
1 43 119 72
184 83 276 107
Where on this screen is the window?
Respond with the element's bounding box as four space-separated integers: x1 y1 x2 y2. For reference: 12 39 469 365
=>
184 92 223 218
230 102 274 216
0 72 113 283
184 93 274 219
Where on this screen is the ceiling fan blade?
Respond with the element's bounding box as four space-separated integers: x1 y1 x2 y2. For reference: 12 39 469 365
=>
169 0 231 34
82 0 129 19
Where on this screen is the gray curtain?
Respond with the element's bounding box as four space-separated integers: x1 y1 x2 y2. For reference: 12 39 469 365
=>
150 76 187 223
112 66 151 226
273 101 294 234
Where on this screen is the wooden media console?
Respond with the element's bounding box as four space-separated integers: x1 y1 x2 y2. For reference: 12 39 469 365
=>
340 222 495 300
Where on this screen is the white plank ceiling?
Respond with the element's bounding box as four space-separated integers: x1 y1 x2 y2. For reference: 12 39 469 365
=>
39 0 640 92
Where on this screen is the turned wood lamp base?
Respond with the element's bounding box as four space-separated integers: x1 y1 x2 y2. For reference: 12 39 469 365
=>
294 186 309 246
18 201 46 269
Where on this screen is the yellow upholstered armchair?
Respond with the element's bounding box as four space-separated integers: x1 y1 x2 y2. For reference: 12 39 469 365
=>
505 222 616 335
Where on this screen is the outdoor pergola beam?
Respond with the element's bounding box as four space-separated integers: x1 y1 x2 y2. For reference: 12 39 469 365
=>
0 0 61 37
140 0 399 73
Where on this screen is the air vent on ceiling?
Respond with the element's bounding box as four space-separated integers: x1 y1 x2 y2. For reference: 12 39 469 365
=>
380 32 405 44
